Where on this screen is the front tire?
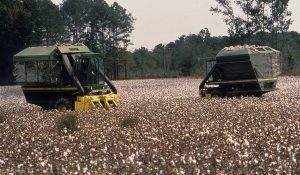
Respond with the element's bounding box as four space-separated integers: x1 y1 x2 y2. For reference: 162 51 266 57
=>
40 104 53 110
211 89 224 97
55 98 73 112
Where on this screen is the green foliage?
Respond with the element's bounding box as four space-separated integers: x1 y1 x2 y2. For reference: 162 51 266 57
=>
84 0 110 53
1 0 300 83
129 28 300 78
34 0 66 45
61 0 134 56
130 28 226 78
210 0 292 44
61 0 89 43
120 117 139 128
108 2 134 50
56 113 79 132
0 0 33 84
0 0 135 84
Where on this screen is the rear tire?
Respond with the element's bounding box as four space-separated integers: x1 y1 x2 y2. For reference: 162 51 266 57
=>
40 104 53 110
254 92 264 97
55 98 73 112
211 89 224 97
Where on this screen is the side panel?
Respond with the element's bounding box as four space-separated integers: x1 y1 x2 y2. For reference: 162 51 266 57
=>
211 61 256 81
251 52 281 78
14 60 60 85
251 54 272 78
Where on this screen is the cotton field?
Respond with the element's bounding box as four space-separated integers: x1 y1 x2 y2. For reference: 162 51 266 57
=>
1 77 300 174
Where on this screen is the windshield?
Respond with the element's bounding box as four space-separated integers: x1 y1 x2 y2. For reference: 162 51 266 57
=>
74 56 104 87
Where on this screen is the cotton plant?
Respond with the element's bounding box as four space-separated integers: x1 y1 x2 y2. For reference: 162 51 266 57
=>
0 77 299 174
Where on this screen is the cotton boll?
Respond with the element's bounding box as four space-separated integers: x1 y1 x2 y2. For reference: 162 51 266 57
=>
1 77 299 174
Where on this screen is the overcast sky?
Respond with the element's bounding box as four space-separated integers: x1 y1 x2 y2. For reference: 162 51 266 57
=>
52 0 300 50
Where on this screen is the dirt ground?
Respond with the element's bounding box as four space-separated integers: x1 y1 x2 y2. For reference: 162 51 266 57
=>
1 77 300 174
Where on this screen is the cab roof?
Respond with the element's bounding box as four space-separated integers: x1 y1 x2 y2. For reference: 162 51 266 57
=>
57 44 91 54
14 44 92 61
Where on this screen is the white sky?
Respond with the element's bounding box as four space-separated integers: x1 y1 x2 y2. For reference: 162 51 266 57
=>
52 0 300 50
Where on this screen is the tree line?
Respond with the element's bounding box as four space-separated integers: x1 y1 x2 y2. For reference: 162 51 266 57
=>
0 0 299 84
0 0 134 84
128 30 300 79
127 0 299 78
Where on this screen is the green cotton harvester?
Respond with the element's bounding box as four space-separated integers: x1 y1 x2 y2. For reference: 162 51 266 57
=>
13 44 118 111
199 45 281 97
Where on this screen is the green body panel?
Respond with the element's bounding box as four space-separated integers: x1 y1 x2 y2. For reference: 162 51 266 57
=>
13 44 93 61
14 46 56 60
57 45 91 54
216 46 280 79
80 53 104 59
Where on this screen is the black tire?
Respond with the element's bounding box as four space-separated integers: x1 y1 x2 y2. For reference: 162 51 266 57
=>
254 92 264 97
40 104 53 110
55 98 73 112
211 89 224 97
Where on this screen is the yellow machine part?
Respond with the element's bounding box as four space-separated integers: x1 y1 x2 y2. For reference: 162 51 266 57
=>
75 93 118 111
